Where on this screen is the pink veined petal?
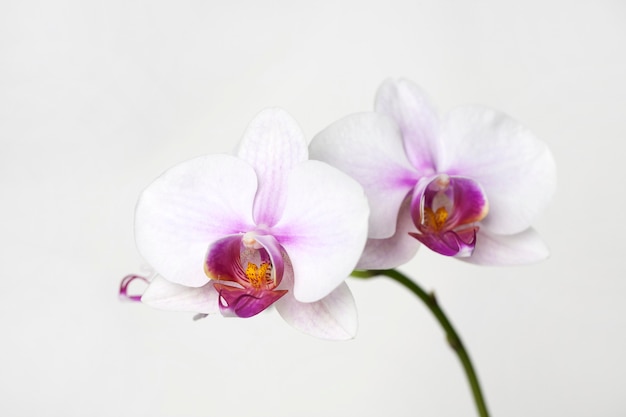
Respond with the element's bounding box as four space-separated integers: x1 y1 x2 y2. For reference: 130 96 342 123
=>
438 106 557 235
141 276 220 314
272 160 369 303
356 199 419 270
135 154 257 287
310 112 418 239
460 227 550 266
275 281 358 340
375 78 441 174
236 108 308 227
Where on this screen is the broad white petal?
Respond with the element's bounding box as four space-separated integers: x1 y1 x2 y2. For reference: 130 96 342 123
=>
237 108 308 227
375 78 441 172
357 199 419 269
275 282 357 340
439 106 557 234
461 227 550 266
272 160 369 303
141 276 220 314
135 154 257 287
310 112 418 238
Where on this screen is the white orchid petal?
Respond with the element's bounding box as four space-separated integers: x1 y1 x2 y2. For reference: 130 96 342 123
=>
135 154 257 287
273 160 369 303
375 78 441 172
275 282 358 340
461 227 550 266
357 199 419 269
141 276 220 314
439 106 557 235
237 108 308 227
310 112 417 239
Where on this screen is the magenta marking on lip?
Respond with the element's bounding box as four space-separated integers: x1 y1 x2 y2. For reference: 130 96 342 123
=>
119 274 149 302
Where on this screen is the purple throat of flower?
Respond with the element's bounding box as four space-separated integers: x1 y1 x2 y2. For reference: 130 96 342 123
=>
409 174 489 257
119 232 290 319
205 231 289 318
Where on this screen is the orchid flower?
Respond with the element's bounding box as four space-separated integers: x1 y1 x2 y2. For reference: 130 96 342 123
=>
310 79 556 268
127 108 369 340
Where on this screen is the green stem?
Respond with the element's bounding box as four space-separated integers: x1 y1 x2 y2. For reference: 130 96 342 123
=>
352 269 490 417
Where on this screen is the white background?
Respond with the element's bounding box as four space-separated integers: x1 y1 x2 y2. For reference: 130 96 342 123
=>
1 1 625 416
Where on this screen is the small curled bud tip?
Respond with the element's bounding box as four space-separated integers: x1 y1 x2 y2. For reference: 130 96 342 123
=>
119 274 149 302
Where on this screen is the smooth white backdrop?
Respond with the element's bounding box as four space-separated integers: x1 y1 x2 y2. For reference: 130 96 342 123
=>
2 1 625 416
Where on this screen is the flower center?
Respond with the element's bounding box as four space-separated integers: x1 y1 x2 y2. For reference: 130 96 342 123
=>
204 233 289 318
423 206 448 231
245 261 272 289
409 174 489 257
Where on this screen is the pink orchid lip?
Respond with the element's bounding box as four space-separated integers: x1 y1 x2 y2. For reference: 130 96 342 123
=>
214 283 287 318
204 231 289 318
409 174 488 257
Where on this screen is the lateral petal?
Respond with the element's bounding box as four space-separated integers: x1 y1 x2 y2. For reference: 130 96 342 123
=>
273 160 369 303
439 106 557 235
135 154 257 287
310 112 418 239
